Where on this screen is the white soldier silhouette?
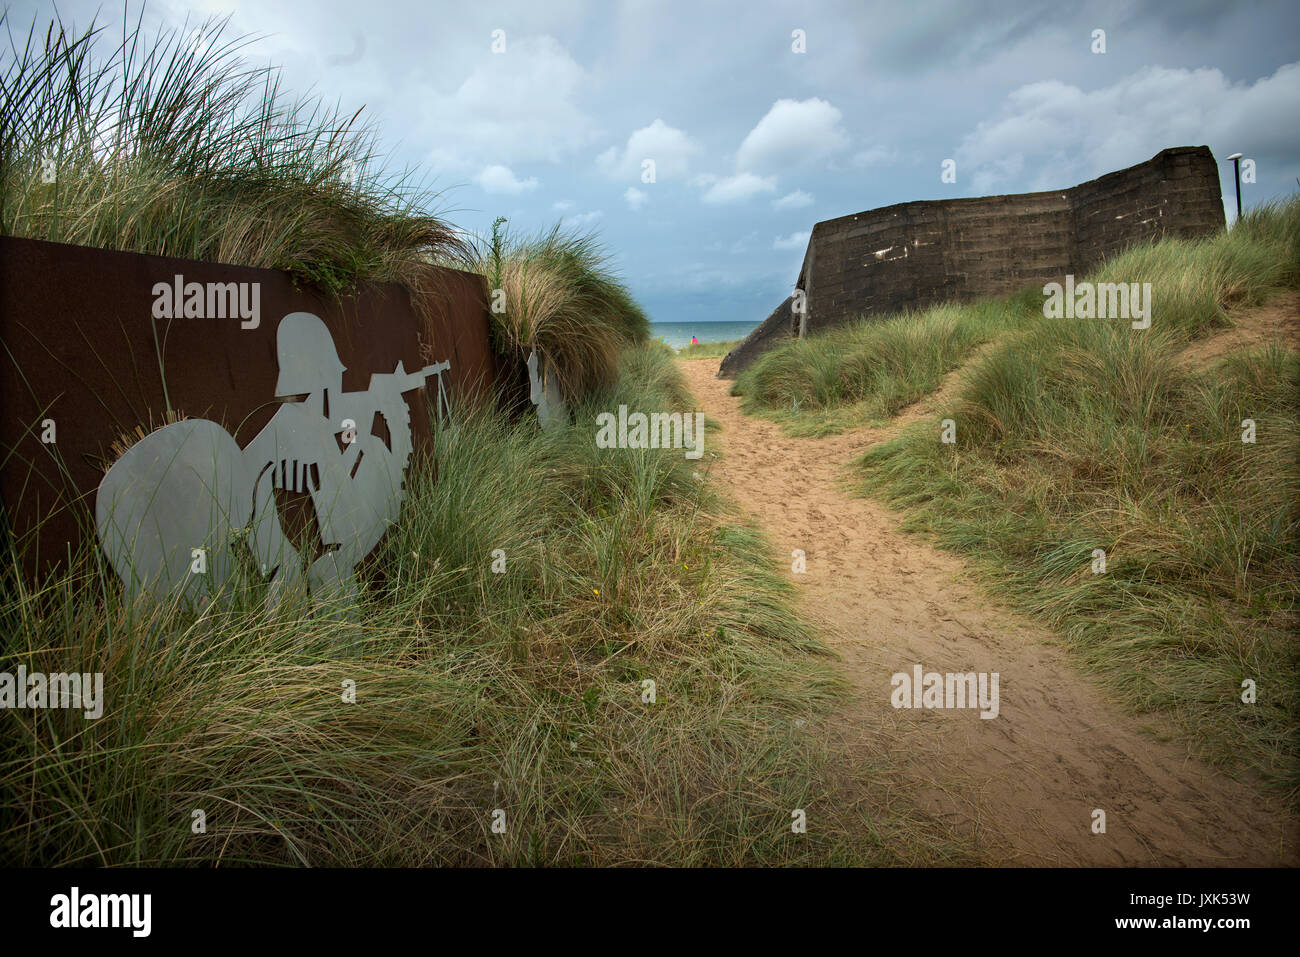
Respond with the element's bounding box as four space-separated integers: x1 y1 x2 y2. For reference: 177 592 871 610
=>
527 348 567 432
95 311 450 610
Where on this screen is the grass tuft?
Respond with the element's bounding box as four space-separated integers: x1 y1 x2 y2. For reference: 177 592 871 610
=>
469 221 649 402
0 10 466 300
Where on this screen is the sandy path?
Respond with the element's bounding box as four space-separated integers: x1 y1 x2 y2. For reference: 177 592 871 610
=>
1179 289 1300 368
682 357 1297 866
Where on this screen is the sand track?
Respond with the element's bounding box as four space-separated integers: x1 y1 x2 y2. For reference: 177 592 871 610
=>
681 357 1296 866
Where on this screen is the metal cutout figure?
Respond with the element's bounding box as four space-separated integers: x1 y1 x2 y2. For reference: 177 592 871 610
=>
527 348 567 433
95 311 451 610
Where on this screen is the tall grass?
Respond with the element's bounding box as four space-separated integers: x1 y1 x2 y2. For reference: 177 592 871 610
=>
1 342 964 865
732 290 1042 436
0 10 466 299
737 198 1300 435
863 346 1299 798
470 220 649 402
838 197 1300 797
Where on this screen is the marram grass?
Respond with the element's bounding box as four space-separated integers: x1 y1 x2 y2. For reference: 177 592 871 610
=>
741 197 1300 799
0 343 969 866
470 220 650 403
736 198 1300 436
0 10 466 301
676 339 741 360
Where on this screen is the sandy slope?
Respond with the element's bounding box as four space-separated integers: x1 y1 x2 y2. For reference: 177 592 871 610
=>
1179 289 1300 368
680 357 1297 866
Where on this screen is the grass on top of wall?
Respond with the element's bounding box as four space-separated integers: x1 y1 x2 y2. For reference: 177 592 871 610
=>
470 219 650 403
0 10 466 302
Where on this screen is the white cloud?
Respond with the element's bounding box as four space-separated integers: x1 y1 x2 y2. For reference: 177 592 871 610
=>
696 172 778 204
562 210 604 229
624 186 649 210
773 189 814 210
596 118 700 181
552 200 574 211
736 98 849 172
773 231 811 251
476 164 539 194
421 35 600 172
955 62 1300 194
852 146 902 168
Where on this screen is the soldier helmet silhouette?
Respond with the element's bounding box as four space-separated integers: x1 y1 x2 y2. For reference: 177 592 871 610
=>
274 312 347 397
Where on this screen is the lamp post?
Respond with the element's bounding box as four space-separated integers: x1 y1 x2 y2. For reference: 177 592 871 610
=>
1226 152 1243 223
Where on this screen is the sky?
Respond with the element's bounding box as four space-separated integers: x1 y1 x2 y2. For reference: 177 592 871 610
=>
8 0 1299 324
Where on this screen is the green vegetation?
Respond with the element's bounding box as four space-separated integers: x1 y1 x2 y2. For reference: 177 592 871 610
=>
0 10 649 403
471 220 650 402
0 342 964 865
733 292 1042 436
676 339 741 359
739 198 1300 797
736 200 1300 438
0 12 464 300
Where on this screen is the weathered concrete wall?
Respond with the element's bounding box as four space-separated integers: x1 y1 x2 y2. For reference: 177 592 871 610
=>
797 189 1074 337
0 235 500 577
1068 146 1226 274
799 146 1225 336
718 295 794 378
720 146 1225 375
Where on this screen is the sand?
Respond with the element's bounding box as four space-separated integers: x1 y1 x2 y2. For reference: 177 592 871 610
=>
680 356 1297 865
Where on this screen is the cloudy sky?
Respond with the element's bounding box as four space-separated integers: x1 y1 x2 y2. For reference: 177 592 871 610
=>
10 0 1300 324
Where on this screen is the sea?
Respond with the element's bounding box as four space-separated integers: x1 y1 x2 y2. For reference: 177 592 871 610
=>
649 320 759 351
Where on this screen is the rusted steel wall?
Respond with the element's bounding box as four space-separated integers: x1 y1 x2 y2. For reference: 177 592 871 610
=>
0 235 499 576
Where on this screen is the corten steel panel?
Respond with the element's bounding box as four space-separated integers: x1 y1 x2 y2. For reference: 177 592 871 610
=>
0 235 499 577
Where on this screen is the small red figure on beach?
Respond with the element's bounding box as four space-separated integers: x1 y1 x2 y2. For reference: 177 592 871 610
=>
690 335 699 345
